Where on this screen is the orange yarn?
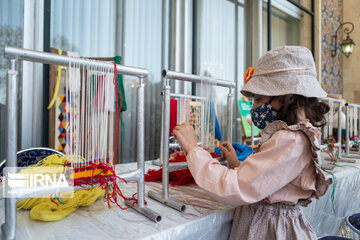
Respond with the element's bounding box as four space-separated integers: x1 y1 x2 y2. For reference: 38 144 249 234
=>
244 67 255 84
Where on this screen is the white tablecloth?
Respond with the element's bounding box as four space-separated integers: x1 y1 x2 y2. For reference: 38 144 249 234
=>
303 160 360 237
0 162 234 240
1 159 359 239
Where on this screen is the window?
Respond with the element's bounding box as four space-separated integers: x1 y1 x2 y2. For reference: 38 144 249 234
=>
262 0 313 53
196 0 245 143
0 0 24 160
50 0 164 162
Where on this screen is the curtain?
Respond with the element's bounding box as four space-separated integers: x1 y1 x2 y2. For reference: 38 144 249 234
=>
51 0 117 57
50 0 163 163
198 0 238 141
121 0 163 162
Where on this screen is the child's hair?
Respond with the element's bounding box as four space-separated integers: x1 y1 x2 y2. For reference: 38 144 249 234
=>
277 94 330 127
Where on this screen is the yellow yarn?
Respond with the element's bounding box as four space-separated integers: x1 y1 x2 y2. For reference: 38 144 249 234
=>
17 188 104 221
47 49 63 110
17 154 104 221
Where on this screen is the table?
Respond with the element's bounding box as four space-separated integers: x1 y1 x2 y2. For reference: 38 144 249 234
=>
1 159 359 239
0 162 234 240
303 159 360 237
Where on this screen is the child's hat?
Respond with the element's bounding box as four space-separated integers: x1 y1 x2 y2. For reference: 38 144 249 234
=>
241 46 327 98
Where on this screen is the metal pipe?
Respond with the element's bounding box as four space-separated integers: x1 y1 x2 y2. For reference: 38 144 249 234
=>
337 103 342 159
148 191 186 212
329 100 333 137
350 106 353 140
320 97 344 104
169 142 202 148
267 0 271 51
162 70 235 89
162 81 171 199
4 46 148 78
137 77 145 208
345 103 350 155
159 98 165 165
2 59 18 240
227 90 233 142
337 157 356 163
124 200 162 223
358 107 360 152
170 93 206 101
358 107 360 137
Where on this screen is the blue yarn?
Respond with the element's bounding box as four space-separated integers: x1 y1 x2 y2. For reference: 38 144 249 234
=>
210 102 222 141
214 143 253 162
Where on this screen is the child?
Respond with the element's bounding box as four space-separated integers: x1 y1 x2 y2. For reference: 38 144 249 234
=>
173 46 331 240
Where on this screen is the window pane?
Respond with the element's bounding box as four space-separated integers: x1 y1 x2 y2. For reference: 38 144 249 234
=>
198 0 236 140
236 4 246 143
0 0 24 160
262 1 312 53
122 0 163 162
51 0 117 57
50 0 163 162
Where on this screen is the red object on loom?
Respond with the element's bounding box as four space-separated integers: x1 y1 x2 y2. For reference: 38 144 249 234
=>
169 99 178 136
70 162 142 210
145 151 220 186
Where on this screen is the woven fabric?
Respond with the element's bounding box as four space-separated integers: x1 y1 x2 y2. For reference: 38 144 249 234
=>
241 46 327 98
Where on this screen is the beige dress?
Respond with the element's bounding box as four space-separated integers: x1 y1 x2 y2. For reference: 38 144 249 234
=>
186 120 332 240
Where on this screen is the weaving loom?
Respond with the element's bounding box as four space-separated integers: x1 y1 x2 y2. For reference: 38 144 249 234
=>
344 103 360 158
320 98 360 170
147 70 235 211
2 46 160 240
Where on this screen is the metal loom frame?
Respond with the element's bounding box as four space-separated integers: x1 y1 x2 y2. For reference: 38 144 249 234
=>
147 69 236 211
2 46 161 240
344 103 360 159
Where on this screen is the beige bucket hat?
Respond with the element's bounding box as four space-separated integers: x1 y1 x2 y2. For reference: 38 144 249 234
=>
241 46 327 98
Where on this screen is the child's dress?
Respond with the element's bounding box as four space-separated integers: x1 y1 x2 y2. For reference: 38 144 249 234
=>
186 120 332 240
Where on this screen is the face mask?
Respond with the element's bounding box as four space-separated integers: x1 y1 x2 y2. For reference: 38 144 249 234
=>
250 101 279 130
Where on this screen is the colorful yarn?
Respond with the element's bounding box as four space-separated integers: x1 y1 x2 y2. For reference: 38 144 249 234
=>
145 151 220 186
170 99 178 136
47 49 62 109
113 56 127 112
210 102 222 141
17 154 138 221
325 136 339 165
214 142 253 162
17 187 104 221
320 166 338 214
113 62 123 165
321 136 360 215
354 136 359 151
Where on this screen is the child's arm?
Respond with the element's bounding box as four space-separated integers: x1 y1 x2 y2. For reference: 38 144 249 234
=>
186 130 313 205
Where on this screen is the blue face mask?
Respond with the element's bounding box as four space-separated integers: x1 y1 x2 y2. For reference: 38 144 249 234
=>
250 100 279 130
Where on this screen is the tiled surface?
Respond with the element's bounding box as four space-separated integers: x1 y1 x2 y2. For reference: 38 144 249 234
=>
321 0 343 95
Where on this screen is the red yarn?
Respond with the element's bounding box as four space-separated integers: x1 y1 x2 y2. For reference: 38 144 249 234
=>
72 162 141 210
113 62 123 165
145 151 220 186
169 99 178 136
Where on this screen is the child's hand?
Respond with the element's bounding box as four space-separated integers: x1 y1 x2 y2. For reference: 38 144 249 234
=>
219 141 239 169
173 123 198 153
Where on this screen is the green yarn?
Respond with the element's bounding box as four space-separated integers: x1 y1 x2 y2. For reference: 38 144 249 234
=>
113 56 127 112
